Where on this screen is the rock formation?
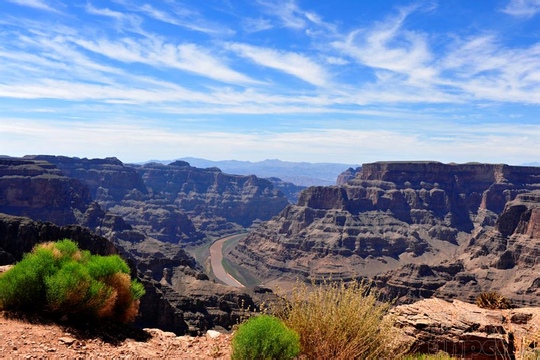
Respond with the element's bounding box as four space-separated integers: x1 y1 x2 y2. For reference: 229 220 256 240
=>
23 156 288 243
229 162 540 305
392 297 540 359
336 166 361 185
0 158 91 225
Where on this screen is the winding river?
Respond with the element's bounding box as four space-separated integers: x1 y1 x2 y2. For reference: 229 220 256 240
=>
209 235 245 288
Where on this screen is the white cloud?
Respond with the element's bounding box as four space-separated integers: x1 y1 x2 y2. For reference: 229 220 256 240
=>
325 56 348 66
502 0 540 17
332 8 436 85
441 35 540 103
227 43 329 86
2 119 538 165
6 0 60 13
72 36 259 85
242 17 273 33
257 0 306 29
85 3 143 34
121 3 235 35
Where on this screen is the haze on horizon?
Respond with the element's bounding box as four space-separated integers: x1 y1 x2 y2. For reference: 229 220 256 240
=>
1 0 539 166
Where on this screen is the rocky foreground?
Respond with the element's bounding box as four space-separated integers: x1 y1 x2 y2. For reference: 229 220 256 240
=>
3 297 540 359
0 312 232 359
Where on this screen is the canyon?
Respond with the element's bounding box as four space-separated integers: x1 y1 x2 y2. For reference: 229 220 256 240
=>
2 155 540 340
0 155 285 334
229 161 540 306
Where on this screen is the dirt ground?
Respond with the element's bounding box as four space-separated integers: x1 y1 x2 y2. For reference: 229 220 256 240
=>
0 311 232 359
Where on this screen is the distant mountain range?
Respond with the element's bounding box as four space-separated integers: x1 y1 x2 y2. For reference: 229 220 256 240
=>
141 157 361 187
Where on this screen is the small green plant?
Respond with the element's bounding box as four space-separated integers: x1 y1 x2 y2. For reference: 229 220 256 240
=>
475 291 512 310
0 239 145 323
269 280 410 359
231 314 300 360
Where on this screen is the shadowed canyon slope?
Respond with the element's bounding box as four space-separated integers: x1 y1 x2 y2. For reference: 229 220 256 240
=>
229 161 540 305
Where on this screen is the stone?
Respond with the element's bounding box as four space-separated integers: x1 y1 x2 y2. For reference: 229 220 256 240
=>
392 298 540 359
206 330 221 339
58 337 76 345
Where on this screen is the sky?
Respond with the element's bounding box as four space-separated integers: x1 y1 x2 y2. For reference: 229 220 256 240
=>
1 0 539 165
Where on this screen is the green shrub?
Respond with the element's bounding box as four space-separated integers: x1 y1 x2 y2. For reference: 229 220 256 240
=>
270 280 410 359
232 314 300 360
0 239 145 323
475 291 512 310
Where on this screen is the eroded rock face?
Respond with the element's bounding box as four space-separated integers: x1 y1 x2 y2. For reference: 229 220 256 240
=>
137 162 288 228
0 158 91 225
392 298 540 359
336 166 361 185
230 162 540 304
25 155 148 203
24 156 289 243
0 213 118 263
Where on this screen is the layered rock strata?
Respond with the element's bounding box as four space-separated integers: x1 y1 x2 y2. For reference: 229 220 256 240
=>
230 162 540 304
24 156 288 243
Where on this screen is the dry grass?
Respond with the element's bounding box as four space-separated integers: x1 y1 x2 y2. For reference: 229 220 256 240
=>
103 273 140 323
475 291 512 310
268 280 410 359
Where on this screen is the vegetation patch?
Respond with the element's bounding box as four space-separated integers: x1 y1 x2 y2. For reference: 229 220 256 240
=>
0 239 145 323
269 280 410 359
475 291 512 310
231 314 300 360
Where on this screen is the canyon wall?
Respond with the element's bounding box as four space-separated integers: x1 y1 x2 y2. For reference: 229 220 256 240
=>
230 162 540 305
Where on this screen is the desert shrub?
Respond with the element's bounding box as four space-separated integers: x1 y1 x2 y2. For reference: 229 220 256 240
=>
0 239 144 323
475 291 512 310
231 314 300 360
270 280 410 359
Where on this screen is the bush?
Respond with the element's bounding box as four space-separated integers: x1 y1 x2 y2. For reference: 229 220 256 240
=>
270 280 409 359
0 239 145 323
232 315 300 360
475 291 512 310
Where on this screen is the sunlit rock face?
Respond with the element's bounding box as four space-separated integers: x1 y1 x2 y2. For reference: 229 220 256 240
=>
230 162 540 305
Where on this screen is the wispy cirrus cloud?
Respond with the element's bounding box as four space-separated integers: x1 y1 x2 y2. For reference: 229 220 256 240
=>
332 6 436 85
6 0 60 13
110 0 235 36
227 43 329 87
3 118 539 164
72 36 259 85
502 0 540 17
241 17 273 33
256 0 306 29
441 35 540 103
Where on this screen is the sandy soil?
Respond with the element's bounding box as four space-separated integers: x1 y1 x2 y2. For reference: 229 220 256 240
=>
0 312 232 359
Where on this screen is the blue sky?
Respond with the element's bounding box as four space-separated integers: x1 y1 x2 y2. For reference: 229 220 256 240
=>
1 0 539 165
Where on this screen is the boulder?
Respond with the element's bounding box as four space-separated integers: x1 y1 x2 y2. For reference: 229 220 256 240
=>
393 298 540 359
